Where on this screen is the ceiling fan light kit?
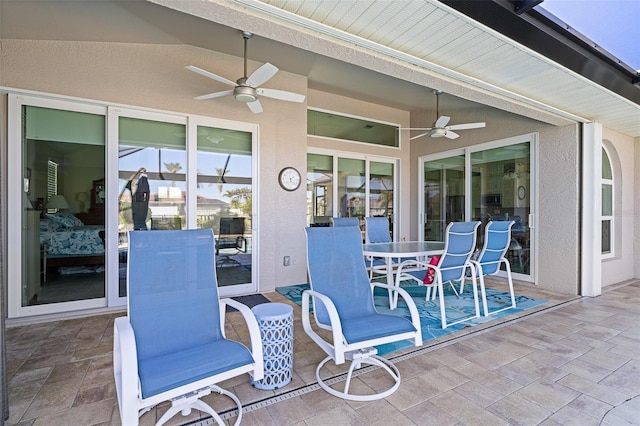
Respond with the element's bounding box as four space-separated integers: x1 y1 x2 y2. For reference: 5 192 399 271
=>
186 30 305 113
406 90 486 141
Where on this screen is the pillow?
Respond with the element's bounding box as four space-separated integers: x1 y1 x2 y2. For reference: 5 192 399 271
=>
40 218 63 233
45 212 84 228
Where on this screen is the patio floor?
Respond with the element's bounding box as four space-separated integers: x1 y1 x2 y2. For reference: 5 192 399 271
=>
5 277 640 425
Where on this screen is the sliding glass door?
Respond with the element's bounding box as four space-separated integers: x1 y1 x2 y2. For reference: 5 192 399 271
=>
420 136 535 281
9 96 107 317
112 110 257 304
306 151 397 236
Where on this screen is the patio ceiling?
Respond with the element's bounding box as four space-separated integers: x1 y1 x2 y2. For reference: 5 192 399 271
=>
2 0 639 137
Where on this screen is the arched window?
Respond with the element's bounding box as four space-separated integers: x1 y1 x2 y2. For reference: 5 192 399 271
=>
601 147 613 257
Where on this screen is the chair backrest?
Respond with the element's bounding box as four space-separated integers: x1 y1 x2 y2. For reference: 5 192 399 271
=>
477 220 514 275
439 221 481 282
331 217 359 227
127 229 223 363
305 227 377 325
219 217 245 237
365 217 392 243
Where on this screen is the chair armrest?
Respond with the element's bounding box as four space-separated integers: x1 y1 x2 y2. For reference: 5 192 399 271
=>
219 298 264 381
113 317 140 412
394 259 430 286
301 289 346 363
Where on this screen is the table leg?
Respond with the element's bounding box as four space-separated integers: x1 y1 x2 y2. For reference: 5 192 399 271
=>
387 257 397 309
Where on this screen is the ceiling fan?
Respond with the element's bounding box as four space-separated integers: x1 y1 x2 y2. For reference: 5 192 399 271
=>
408 90 486 140
186 31 305 114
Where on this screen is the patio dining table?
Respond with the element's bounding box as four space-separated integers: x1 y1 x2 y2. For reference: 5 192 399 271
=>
363 241 445 309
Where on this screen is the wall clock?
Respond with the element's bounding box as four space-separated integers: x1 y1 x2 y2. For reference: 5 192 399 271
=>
518 185 526 200
278 167 301 191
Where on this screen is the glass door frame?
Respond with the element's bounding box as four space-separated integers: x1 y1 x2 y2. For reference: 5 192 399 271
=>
7 94 108 318
419 133 537 283
108 108 259 306
308 148 399 237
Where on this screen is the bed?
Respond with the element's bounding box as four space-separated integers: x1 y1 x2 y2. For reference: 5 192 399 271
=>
40 212 105 281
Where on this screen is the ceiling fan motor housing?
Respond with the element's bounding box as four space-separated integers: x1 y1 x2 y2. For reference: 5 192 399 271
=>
431 128 446 138
233 84 258 103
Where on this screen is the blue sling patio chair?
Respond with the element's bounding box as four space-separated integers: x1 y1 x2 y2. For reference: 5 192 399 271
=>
460 220 517 316
113 229 264 426
331 216 360 227
394 221 481 329
303 226 422 401
364 216 401 280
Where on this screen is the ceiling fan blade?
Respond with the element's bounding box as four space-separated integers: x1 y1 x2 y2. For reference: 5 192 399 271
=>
445 131 460 139
247 99 263 114
186 65 237 87
246 62 278 87
434 116 450 128
257 88 305 103
448 122 486 131
194 90 234 100
410 131 431 141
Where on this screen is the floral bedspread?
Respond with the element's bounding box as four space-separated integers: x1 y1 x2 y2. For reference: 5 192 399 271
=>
41 225 105 256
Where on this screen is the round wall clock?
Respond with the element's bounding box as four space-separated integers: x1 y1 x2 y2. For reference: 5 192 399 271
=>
278 167 301 191
518 186 526 200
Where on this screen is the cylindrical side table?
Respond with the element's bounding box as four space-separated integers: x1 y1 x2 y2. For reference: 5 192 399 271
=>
251 302 294 390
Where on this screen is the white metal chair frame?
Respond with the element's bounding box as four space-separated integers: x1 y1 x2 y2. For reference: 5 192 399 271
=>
461 220 517 316
303 226 422 401
395 221 481 329
114 229 264 426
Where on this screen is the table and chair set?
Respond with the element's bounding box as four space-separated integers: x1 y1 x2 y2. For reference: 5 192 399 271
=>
112 218 518 424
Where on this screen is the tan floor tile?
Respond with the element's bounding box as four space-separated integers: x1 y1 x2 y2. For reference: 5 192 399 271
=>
6 280 640 426
513 379 580 412
577 348 632 371
238 406 277 425
560 357 616 382
430 390 509 426
302 403 368 426
263 396 312 425
403 399 458 425
599 359 640 395
22 378 83 421
386 374 441 411
566 394 613 421
31 398 115 426
453 380 504 408
556 373 629 406
487 392 552 425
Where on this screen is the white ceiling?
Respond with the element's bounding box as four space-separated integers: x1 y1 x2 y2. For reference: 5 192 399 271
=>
2 0 639 137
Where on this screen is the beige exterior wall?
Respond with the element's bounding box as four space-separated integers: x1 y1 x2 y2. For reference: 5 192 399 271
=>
1 39 310 293
2 38 634 303
601 127 637 286
307 89 412 239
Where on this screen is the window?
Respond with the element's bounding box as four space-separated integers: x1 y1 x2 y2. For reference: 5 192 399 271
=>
307 109 399 147
306 152 397 235
601 147 613 256
46 160 59 213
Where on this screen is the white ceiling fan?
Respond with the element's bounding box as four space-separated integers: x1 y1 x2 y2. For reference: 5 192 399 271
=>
186 31 305 114
408 90 486 140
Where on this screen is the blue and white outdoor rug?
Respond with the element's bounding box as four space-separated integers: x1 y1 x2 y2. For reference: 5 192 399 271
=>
276 283 546 356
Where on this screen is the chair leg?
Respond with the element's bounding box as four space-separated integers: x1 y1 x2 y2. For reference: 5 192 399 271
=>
316 352 401 402
154 385 243 426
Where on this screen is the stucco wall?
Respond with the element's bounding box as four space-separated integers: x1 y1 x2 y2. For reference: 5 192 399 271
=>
1 39 309 292
409 107 582 294
537 124 580 294
601 127 637 286
636 136 640 280
307 89 412 239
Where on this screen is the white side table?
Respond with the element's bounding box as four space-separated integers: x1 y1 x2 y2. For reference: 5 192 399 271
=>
251 302 293 390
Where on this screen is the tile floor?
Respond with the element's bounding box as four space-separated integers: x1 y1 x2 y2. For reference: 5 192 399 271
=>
4 278 639 425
